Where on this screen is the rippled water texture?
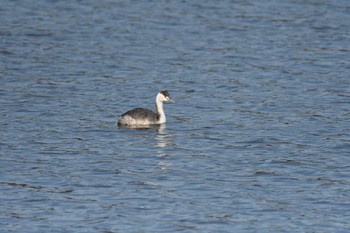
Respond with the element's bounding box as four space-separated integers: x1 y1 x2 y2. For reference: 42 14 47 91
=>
1 0 350 232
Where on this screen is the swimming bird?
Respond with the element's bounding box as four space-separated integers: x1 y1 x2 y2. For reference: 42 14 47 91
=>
117 90 174 126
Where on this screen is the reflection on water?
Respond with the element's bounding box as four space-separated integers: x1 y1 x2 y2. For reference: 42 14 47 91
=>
155 125 174 170
118 123 174 150
118 123 174 168
155 124 174 149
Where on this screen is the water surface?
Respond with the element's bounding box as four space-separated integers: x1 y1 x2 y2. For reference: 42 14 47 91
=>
1 0 350 232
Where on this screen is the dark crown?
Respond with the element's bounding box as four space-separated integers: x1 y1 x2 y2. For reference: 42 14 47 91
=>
160 90 169 97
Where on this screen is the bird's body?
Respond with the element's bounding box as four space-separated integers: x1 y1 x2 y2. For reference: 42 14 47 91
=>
117 90 173 126
118 108 160 125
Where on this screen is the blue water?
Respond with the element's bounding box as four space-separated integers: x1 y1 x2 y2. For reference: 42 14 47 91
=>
1 0 350 232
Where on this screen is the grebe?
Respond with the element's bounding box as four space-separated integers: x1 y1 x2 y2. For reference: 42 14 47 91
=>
117 90 174 126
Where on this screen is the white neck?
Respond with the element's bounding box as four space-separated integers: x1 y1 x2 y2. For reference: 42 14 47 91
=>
156 94 166 124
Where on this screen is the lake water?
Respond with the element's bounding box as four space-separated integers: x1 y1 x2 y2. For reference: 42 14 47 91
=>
1 0 350 232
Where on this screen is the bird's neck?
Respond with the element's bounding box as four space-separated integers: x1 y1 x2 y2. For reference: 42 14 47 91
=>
156 99 166 124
